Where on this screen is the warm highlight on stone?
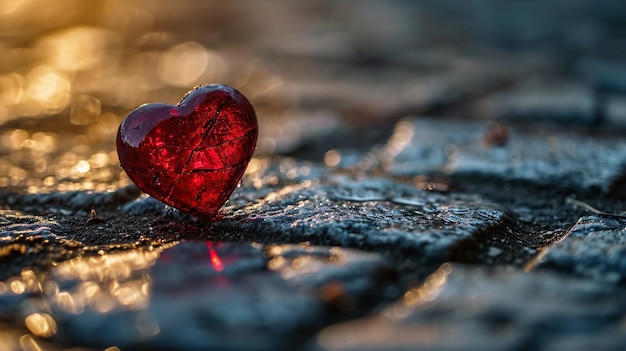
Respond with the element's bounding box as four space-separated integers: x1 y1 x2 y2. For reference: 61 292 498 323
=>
117 84 258 218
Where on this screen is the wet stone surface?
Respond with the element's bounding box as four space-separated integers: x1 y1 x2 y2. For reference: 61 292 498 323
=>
0 210 79 281
219 176 518 263
386 118 626 194
474 79 597 125
2 159 522 265
311 264 626 351
1 210 65 239
3 116 626 350
539 215 626 283
0 241 393 351
2 1 626 350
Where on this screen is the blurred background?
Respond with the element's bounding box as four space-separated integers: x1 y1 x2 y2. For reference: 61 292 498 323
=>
1 0 626 194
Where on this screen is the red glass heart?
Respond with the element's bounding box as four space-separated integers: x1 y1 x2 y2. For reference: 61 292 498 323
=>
116 84 258 218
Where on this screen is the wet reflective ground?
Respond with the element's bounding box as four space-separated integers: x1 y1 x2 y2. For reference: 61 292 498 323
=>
2 1 626 350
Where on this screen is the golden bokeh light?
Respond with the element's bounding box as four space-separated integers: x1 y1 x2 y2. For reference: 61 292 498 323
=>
75 160 91 174
324 149 341 168
0 246 170 328
25 65 71 114
0 73 24 105
402 263 452 307
9 279 26 294
0 0 26 16
19 334 42 351
24 313 58 337
70 94 101 125
37 26 113 72
158 41 220 87
0 1 300 192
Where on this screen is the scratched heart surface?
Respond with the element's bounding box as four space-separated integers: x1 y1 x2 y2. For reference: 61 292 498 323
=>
116 84 258 218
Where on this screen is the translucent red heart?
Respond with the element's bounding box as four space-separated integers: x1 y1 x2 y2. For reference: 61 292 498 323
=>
117 84 258 218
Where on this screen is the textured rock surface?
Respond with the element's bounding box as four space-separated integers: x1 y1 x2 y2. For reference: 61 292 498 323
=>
474 79 597 125
2 1 626 350
1 241 393 351
387 118 626 193
312 264 626 351
220 176 517 262
540 215 626 282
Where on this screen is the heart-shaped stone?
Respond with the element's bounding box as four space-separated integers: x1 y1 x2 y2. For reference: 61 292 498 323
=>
117 84 258 218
